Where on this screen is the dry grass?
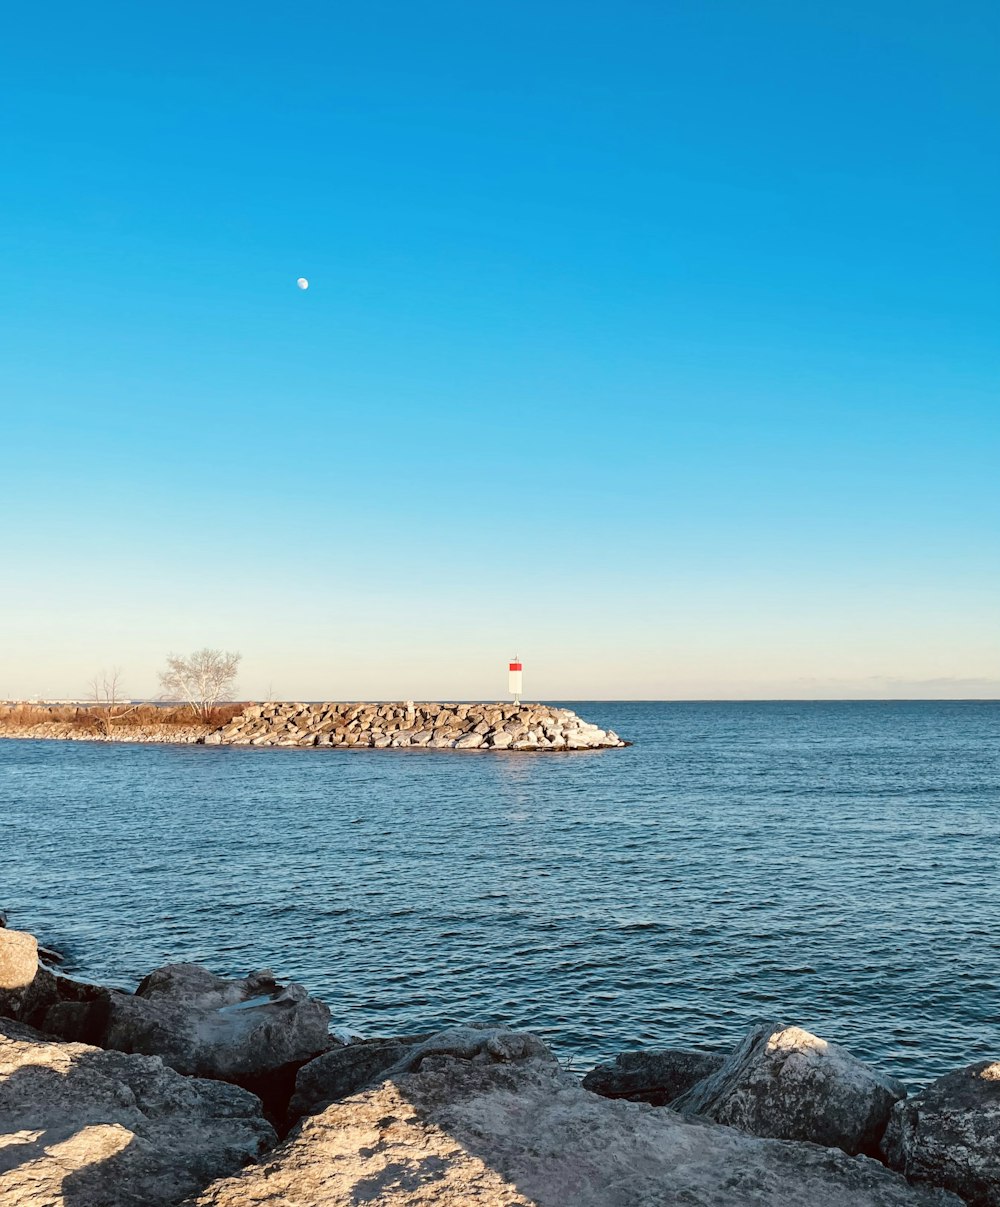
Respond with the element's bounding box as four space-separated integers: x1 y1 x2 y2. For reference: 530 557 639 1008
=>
0 702 247 733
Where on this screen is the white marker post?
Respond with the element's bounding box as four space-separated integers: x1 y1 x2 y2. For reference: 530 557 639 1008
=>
508 657 523 705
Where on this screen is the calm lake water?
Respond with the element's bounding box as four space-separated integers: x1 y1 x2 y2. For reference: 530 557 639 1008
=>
2 701 998 1085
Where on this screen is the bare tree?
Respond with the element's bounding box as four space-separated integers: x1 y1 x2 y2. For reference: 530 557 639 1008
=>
89 668 140 737
159 649 241 718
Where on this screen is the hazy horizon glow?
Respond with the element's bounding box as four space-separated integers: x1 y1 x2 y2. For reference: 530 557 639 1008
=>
2 1 997 700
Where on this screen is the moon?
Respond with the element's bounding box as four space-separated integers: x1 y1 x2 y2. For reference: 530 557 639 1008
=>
296 277 309 290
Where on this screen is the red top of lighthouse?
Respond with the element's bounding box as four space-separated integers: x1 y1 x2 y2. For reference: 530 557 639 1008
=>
509 661 522 672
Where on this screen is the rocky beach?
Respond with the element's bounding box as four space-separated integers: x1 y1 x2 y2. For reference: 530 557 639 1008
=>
2 915 997 1206
0 702 627 751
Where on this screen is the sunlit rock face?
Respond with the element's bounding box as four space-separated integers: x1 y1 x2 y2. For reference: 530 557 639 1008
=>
0 957 116 1054
882 1060 1000 1207
190 1025 960 1207
0 1018 275 1207
0 930 71 1029
0 929 38 995
671 1023 906 1156
289 1025 553 1125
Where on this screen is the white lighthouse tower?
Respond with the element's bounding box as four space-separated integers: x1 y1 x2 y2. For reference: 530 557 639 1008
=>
508 656 523 705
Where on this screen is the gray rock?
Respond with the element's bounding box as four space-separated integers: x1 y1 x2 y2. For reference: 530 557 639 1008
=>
566 729 610 748
582 1047 725 1106
191 1025 960 1207
673 1023 905 1156
96 964 332 1084
386 1024 555 1077
0 927 113 1038
290 1034 432 1123
0 1017 275 1207
882 1059 1000 1206
454 732 484 749
0 937 104 1035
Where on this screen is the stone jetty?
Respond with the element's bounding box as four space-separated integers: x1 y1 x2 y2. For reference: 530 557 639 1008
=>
200 701 627 751
3 915 988 1206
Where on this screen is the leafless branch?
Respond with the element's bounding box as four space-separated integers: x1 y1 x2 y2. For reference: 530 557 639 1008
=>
88 668 141 736
158 649 241 719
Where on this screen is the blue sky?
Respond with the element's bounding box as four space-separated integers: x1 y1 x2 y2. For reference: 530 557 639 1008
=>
2 1 997 699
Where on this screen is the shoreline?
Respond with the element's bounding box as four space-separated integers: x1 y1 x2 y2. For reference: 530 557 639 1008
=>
1 915 989 1206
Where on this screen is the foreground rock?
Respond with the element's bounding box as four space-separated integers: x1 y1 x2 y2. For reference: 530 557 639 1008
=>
882 1059 1000 1206
289 1034 431 1123
0 1018 275 1207
1 920 980 1205
583 1048 725 1106
0 937 333 1098
0 928 104 1038
192 1025 959 1207
203 700 627 751
96 964 333 1091
288 1026 544 1124
0 927 38 1001
672 1023 905 1156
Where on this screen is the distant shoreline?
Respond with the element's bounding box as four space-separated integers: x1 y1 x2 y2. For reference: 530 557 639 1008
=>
0 701 237 745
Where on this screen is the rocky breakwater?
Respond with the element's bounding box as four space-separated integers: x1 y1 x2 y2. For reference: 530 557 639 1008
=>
201 701 627 751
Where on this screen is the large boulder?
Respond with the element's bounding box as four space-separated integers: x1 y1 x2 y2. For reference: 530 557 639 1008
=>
0 930 110 1041
672 1023 905 1156
289 1025 551 1126
0 1017 275 1207
191 1025 960 1207
582 1048 725 1106
96 963 332 1088
881 1060 1000 1206
0 928 38 1002
290 1034 432 1123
